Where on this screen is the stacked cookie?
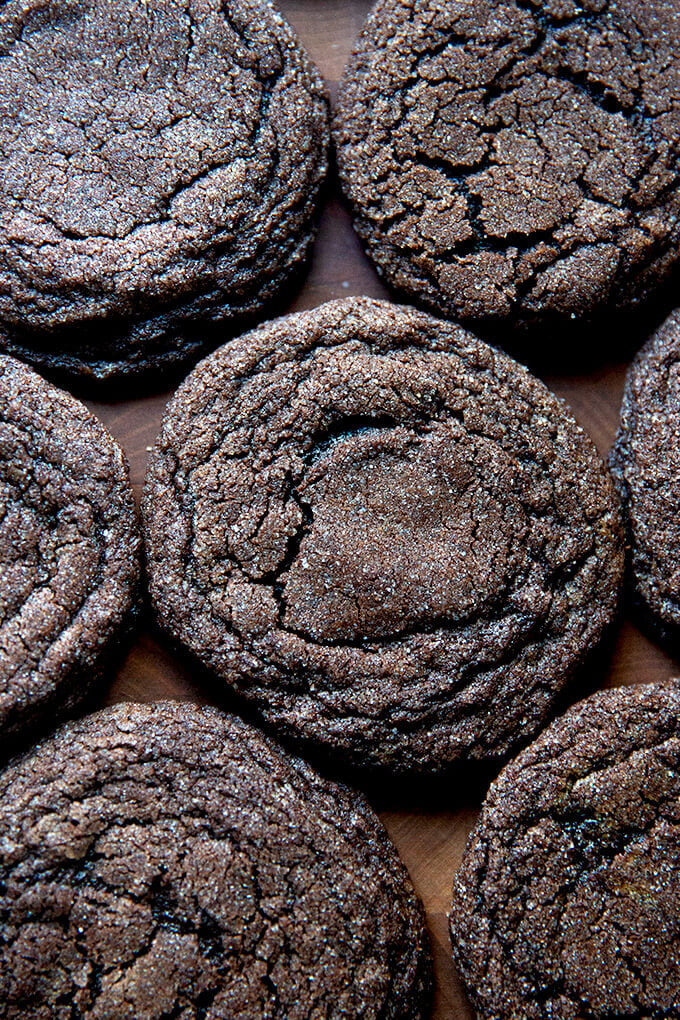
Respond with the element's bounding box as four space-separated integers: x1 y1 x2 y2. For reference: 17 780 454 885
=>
1 0 680 1017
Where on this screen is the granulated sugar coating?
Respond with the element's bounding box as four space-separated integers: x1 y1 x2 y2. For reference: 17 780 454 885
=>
0 701 432 1019
335 0 680 329
0 0 329 381
0 355 140 747
143 296 624 773
451 680 680 1019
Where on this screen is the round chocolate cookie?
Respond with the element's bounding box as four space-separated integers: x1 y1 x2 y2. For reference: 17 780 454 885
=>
143 296 623 773
335 0 680 329
0 355 140 745
451 679 680 1020
610 310 680 647
0 0 329 382
0 700 432 1019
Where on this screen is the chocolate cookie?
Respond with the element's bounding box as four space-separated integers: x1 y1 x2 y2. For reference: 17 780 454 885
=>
0 0 329 382
0 355 140 745
451 679 680 1019
143 296 623 773
0 699 432 1019
610 310 680 647
335 0 680 329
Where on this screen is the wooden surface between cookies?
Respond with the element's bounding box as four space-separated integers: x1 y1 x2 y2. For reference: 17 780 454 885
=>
81 2 678 1016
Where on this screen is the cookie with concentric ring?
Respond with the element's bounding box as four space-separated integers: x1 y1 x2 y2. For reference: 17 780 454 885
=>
143 296 623 773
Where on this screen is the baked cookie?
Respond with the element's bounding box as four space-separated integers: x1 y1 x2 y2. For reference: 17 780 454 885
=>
0 699 432 1019
451 679 680 1020
0 355 140 746
143 296 623 773
0 0 329 382
610 310 680 647
335 0 680 329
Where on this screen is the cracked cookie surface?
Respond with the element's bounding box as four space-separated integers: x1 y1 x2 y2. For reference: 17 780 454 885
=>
334 0 680 329
0 0 329 382
610 310 680 647
451 680 680 1019
0 700 432 1019
0 355 140 746
143 296 624 773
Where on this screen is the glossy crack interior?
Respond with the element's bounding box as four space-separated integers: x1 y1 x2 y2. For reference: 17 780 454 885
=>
278 421 511 644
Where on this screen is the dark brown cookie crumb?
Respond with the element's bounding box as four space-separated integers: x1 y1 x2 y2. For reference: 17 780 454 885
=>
0 355 140 746
143 296 623 774
451 679 680 1019
610 309 680 648
0 0 329 382
335 0 680 329
0 700 432 1019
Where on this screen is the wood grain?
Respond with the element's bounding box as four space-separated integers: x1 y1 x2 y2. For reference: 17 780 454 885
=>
79 3 680 1016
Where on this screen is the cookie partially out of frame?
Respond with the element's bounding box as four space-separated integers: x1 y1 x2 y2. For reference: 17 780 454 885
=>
0 700 432 1019
451 680 680 1020
143 296 623 774
0 0 329 382
0 355 140 745
335 0 680 329
610 309 680 647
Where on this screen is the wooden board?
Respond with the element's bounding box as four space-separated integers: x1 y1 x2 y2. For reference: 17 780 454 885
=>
79 3 679 1015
